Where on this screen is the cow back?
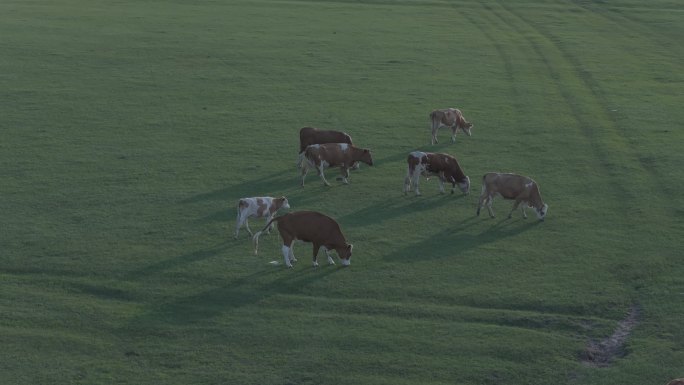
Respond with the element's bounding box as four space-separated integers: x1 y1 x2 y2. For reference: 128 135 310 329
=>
299 127 353 153
279 211 346 245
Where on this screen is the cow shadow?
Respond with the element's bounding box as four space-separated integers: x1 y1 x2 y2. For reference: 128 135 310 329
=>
338 193 470 228
129 263 342 326
385 218 541 262
125 241 231 280
180 169 301 205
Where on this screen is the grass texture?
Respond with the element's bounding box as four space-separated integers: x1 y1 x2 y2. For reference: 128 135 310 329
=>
1 0 683 384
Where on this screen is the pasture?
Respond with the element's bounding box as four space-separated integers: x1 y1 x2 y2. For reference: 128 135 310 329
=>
1 0 682 384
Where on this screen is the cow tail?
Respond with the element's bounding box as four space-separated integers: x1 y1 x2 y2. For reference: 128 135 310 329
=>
252 217 279 255
481 174 488 195
296 151 305 169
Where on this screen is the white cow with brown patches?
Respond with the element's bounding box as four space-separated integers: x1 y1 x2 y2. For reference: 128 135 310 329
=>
477 173 548 221
299 143 373 187
404 151 470 196
235 196 290 238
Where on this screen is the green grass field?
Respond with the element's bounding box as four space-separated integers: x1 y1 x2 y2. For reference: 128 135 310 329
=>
2 0 683 384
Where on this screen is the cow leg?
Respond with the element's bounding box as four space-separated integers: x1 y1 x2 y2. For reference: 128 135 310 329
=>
340 167 350 184
478 194 495 218
281 244 294 268
235 212 245 238
451 126 457 143
438 174 446 194
300 163 309 187
403 172 411 195
413 168 423 196
265 214 273 234
244 218 253 236
288 242 297 263
508 200 523 219
431 128 438 145
325 248 335 265
317 164 331 186
312 243 321 267
520 204 528 219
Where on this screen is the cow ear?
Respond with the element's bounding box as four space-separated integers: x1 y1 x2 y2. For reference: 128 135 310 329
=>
347 244 353 252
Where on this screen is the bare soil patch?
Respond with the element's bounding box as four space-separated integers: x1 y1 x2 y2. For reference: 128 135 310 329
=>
580 304 640 367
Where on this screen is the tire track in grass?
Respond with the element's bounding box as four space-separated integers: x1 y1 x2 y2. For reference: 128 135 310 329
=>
480 2 637 206
569 0 683 55
488 1 679 367
493 1 677 212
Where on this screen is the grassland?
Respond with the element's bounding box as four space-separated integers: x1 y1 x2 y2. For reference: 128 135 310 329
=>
1 0 683 384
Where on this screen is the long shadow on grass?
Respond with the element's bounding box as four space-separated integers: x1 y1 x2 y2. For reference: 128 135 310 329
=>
386 218 542 262
338 192 470 228
131 265 341 325
126 242 230 280
180 170 298 204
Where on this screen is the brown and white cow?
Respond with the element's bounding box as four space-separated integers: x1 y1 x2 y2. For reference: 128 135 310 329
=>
299 143 373 186
403 151 470 196
235 196 290 238
477 173 548 220
253 210 353 268
429 108 473 145
299 126 353 153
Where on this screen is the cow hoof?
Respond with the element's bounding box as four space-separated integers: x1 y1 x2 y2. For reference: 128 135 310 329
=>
313 261 319 268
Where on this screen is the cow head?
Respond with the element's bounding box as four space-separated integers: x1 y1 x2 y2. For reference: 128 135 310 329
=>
457 176 470 195
280 196 290 210
360 149 373 166
535 203 548 221
338 244 353 266
462 121 473 137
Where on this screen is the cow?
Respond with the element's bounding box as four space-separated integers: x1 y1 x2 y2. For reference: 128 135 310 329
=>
477 173 548 220
403 151 470 196
253 210 353 268
429 108 473 145
299 126 353 153
667 379 684 385
299 143 373 187
234 196 290 238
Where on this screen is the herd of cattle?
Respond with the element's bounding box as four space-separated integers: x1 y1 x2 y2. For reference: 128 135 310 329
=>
238 108 549 268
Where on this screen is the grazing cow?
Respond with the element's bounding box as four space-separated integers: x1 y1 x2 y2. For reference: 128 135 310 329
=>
477 173 548 220
429 108 473 145
403 151 470 196
299 143 373 186
253 211 353 268
235 196 290 238
299 127 353 153
667 379 684 385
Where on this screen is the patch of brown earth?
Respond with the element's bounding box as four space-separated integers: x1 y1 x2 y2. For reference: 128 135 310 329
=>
580 304 640 367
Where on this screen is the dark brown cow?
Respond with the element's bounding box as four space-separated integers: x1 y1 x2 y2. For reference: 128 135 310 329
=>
403 151 470 196
253 211 353 268
429 108 473 145
667 379 684 385
299 143 373 186
477 173 548 220
299 127 353 153
235 196 290 238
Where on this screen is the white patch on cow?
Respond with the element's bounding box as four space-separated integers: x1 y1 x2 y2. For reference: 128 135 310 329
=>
282 245 293 268
525 182 533 188
340 258 350 266
339 143 349 152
